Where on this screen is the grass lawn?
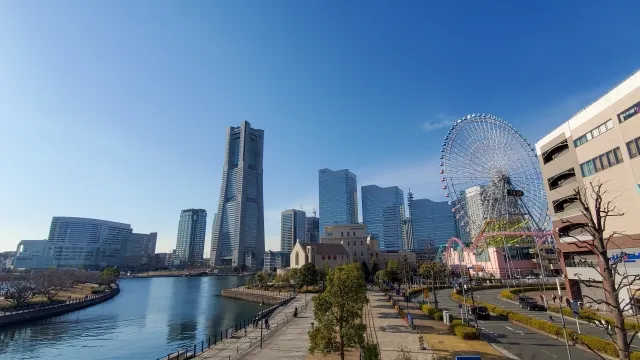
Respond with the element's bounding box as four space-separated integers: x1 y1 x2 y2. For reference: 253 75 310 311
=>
0 283 99 308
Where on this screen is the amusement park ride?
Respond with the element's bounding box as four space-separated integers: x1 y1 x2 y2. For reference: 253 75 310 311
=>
436 113 557 282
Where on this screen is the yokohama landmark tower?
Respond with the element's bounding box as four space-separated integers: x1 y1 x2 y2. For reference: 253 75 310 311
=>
210 121 265 270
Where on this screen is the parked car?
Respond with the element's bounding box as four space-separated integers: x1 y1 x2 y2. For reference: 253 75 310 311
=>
468 306 490 320
519 296 546 311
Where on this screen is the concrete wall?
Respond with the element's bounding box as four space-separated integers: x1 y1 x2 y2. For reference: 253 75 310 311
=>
0 286 120 327
220 288 287 305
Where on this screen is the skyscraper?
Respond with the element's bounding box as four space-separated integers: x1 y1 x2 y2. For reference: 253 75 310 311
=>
408 195 458 249
280 209 306 253
210 121 265 269
305 215 320 243
361 185 405 251
175 209 207 265
318 168 358 236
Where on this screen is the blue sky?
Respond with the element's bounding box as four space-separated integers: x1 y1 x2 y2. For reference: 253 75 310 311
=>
1 1 639 252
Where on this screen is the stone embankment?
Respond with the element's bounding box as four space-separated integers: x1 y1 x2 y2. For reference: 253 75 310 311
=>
221 287 289 305
0 285 120 327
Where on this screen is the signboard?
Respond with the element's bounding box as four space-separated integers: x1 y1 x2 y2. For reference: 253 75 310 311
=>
507 189 524 197
423 289 429 298
458 303 463 309
570 301 580 315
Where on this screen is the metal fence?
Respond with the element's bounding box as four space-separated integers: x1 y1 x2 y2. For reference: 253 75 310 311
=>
155 294 299 360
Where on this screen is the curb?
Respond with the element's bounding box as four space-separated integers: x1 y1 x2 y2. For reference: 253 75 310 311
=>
495 295 594 326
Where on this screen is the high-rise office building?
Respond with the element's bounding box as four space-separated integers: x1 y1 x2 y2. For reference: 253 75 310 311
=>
124 232 158 268
318 168 358 236
305 215 320 243
361 185 405 251
280 209 306 253
175 209 207 265
457 186 485 243
210 121 265 269
408 195 458 249
14 217 132 269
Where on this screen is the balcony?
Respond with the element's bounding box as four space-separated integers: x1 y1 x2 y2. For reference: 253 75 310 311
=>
542 140 569 164
552 195 582 214
547 168 577 191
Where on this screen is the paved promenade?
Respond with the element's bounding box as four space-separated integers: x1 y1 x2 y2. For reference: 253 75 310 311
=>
194 295 308 360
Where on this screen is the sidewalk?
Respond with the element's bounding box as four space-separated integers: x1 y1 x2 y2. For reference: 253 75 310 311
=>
195 295 307 360
370 290 510 360
239 296 314 360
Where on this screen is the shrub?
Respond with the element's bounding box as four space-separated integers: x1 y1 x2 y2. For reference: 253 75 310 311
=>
434 312 444 321
453 325 479 340
91 287 106 294
421 305 439 317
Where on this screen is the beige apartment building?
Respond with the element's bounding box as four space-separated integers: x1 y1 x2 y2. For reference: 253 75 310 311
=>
536 70 640 310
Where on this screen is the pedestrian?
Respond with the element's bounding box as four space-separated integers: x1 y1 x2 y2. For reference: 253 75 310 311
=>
552 294 557 303
539 295 544 303
265 318 270 330
559 295 563 304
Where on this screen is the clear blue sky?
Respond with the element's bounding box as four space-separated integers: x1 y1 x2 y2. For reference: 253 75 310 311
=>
1 1 638 252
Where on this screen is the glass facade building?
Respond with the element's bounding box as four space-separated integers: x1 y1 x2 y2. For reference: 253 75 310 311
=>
318 168 358 236
361 185 405 251
280 209 306 253
305 216 320 243
210 121 265 269
408 197 458 249
175 209 207 265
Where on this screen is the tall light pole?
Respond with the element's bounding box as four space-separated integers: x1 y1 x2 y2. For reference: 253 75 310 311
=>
260 299 264 349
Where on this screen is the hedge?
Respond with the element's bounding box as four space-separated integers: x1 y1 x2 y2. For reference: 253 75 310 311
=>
454 325 480 340
421 305 439 317
434 312 444 321
500 287 640 331
451 291 640 358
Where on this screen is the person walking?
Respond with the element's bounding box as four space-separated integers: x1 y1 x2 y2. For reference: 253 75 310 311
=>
264 318 270 330
552 294 557 304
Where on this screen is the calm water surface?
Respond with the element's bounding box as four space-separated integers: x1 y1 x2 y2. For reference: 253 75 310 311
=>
0 276 262 360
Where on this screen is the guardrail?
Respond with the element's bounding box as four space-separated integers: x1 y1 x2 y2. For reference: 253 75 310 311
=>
155 294 300 360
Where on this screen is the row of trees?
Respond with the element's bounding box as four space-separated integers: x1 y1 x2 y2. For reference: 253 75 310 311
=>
0 267 119 308
252 263 327 290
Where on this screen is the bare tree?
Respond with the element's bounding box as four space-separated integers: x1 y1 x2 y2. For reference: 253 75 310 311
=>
32 269 75 302
562 181 640 359
0 273 37 308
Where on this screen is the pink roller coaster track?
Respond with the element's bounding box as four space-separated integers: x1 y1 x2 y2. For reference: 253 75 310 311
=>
443 228 555 261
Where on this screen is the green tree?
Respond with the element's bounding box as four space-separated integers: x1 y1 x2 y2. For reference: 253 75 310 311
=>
254 271 269 289
300 263 319 290
369 261 380 280
361 261 370 282
374 269 388 285
308 263 367 360
418 261 449 309
288 268 302 289
386 259 399 284
99 267 119 288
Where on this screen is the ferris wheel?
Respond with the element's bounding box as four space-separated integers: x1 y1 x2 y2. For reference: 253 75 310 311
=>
439 113 549 239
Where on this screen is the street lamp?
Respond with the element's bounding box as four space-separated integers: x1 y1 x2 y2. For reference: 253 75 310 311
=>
260 300 264 349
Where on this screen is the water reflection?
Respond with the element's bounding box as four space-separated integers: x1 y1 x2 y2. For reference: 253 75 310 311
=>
167 277 202 344
0 276 261 360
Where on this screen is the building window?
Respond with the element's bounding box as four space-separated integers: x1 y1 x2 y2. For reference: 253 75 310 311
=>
295 252 299 266
341 232 344 236
348 241 350 245
360 251 364 256
627 137 640 159
321 255 325 260
333 255 337 260
619 101 640 123
354 251 357 257
360 240 363 245
580 147 623 177
574 119 614 148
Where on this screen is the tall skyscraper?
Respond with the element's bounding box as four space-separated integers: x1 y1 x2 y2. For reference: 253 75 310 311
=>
361 185 405 251
124 232 158 268
280 209 306 253
210 121 265 269
305 215 320 243
408 195 458 249
175 209 207 265
318 168 358 236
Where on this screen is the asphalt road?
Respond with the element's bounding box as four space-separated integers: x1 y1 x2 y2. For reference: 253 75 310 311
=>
472 287 640 350
416 291 600 360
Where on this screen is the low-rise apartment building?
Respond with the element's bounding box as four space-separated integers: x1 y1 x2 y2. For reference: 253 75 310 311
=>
536 70 640 311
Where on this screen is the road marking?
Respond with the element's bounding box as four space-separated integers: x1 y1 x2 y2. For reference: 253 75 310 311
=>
505 326 515 331
541 350 557 357
631 345 640 349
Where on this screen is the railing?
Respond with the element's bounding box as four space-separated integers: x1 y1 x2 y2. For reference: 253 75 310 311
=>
229 286 291 299
1 286 118 316
155 294 300 360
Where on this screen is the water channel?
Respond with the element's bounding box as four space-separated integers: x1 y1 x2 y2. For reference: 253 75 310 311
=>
0 276 263 360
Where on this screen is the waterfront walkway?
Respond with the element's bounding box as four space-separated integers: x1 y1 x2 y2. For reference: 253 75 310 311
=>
195 295 309 360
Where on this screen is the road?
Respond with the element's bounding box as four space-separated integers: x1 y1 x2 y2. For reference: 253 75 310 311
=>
415 290 600 360
472 287 640 350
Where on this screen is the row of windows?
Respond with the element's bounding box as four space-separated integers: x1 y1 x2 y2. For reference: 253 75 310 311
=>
580 147 623 177
574 119 614 148
619 100 640 123
627 136 640 159
346 240 364 246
